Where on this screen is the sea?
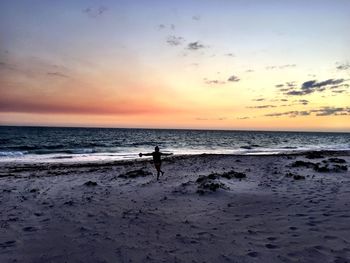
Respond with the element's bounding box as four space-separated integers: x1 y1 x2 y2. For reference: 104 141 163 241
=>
0 126 349 163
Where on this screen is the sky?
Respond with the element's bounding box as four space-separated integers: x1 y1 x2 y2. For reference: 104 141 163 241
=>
0 0 349 131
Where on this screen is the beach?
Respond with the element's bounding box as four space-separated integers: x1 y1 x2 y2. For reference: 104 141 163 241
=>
1 151 350 262
2 0 350 261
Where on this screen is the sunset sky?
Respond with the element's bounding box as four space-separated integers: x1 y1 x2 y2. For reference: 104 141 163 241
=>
0 0 349 131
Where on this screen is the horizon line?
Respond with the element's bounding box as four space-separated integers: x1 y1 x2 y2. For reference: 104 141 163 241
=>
0 124 349 134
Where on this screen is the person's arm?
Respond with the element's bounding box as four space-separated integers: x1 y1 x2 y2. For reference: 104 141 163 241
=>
139 152 153 157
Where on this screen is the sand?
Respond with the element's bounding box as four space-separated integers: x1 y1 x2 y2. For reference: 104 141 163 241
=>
1 152 350 263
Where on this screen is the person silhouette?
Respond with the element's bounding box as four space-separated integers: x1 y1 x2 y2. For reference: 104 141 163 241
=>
139 146 173 180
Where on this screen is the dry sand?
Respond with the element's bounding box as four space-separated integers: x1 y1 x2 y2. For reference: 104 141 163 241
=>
1 152 350 263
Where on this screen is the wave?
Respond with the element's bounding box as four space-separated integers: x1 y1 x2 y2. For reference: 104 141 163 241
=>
240 146 253 149
130 142 160 147
0 151 26 157
281 146 298 149
70 148 95 154
32 148 97 155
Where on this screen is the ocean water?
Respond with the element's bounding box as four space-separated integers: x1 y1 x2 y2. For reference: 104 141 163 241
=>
0 126 349 163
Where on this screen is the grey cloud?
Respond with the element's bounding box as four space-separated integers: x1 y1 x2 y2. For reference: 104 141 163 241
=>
158 24 176 31
158 24 166 30
265 111 310 117
246 69 254 73
192 15 201 21
299 99 309 105
286 90 305 96
286 78 347 96
330 84 349 89
166 36 184 46
280 64 296 69
227 75 240 82
203 73 242 85
247 105 276 109
83 6 107 18
280 88 294 92
204 79 226 85
187 41 205 50
196 117 226 121
336 62 350 71
47 72 69 78
276 81 297 92
302 79 345 89
253 98 265 102
265 107 350 118
225 53 235 57
314 107 350 116
286 81 297 87
332 90 346 94
266 64 296 70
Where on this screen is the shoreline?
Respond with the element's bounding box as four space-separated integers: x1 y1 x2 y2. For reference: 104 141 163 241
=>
1 149 350 171
1 150 349 262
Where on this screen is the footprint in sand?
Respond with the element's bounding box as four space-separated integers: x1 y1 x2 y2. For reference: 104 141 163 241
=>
0 240 16 249
295 213 306 217
247 251 259 257
23 226 36 232
34 212 43 217
339 214 350 218
267 237 277 241
324 235 337 240
265 244 279 249
334 257 349 263
314 245 325 250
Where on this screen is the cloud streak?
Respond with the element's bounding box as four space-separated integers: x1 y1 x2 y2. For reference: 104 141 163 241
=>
247 105 276 109
47 72 69 78
265 107 350 117
203 73 241 85
204 79 226 85
285 79 347 96
266 64 296 70
166 36 184 46
195 117 226 121
336 62 350 71
187 41 205 50
83 6 108 18
227 75 240 82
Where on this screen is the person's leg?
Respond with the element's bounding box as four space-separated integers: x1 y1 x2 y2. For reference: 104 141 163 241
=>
155 164 161 180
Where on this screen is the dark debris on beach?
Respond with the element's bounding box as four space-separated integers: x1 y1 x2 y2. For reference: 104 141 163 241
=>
84 181 98 187
196 170 247 194
290 158 347 173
